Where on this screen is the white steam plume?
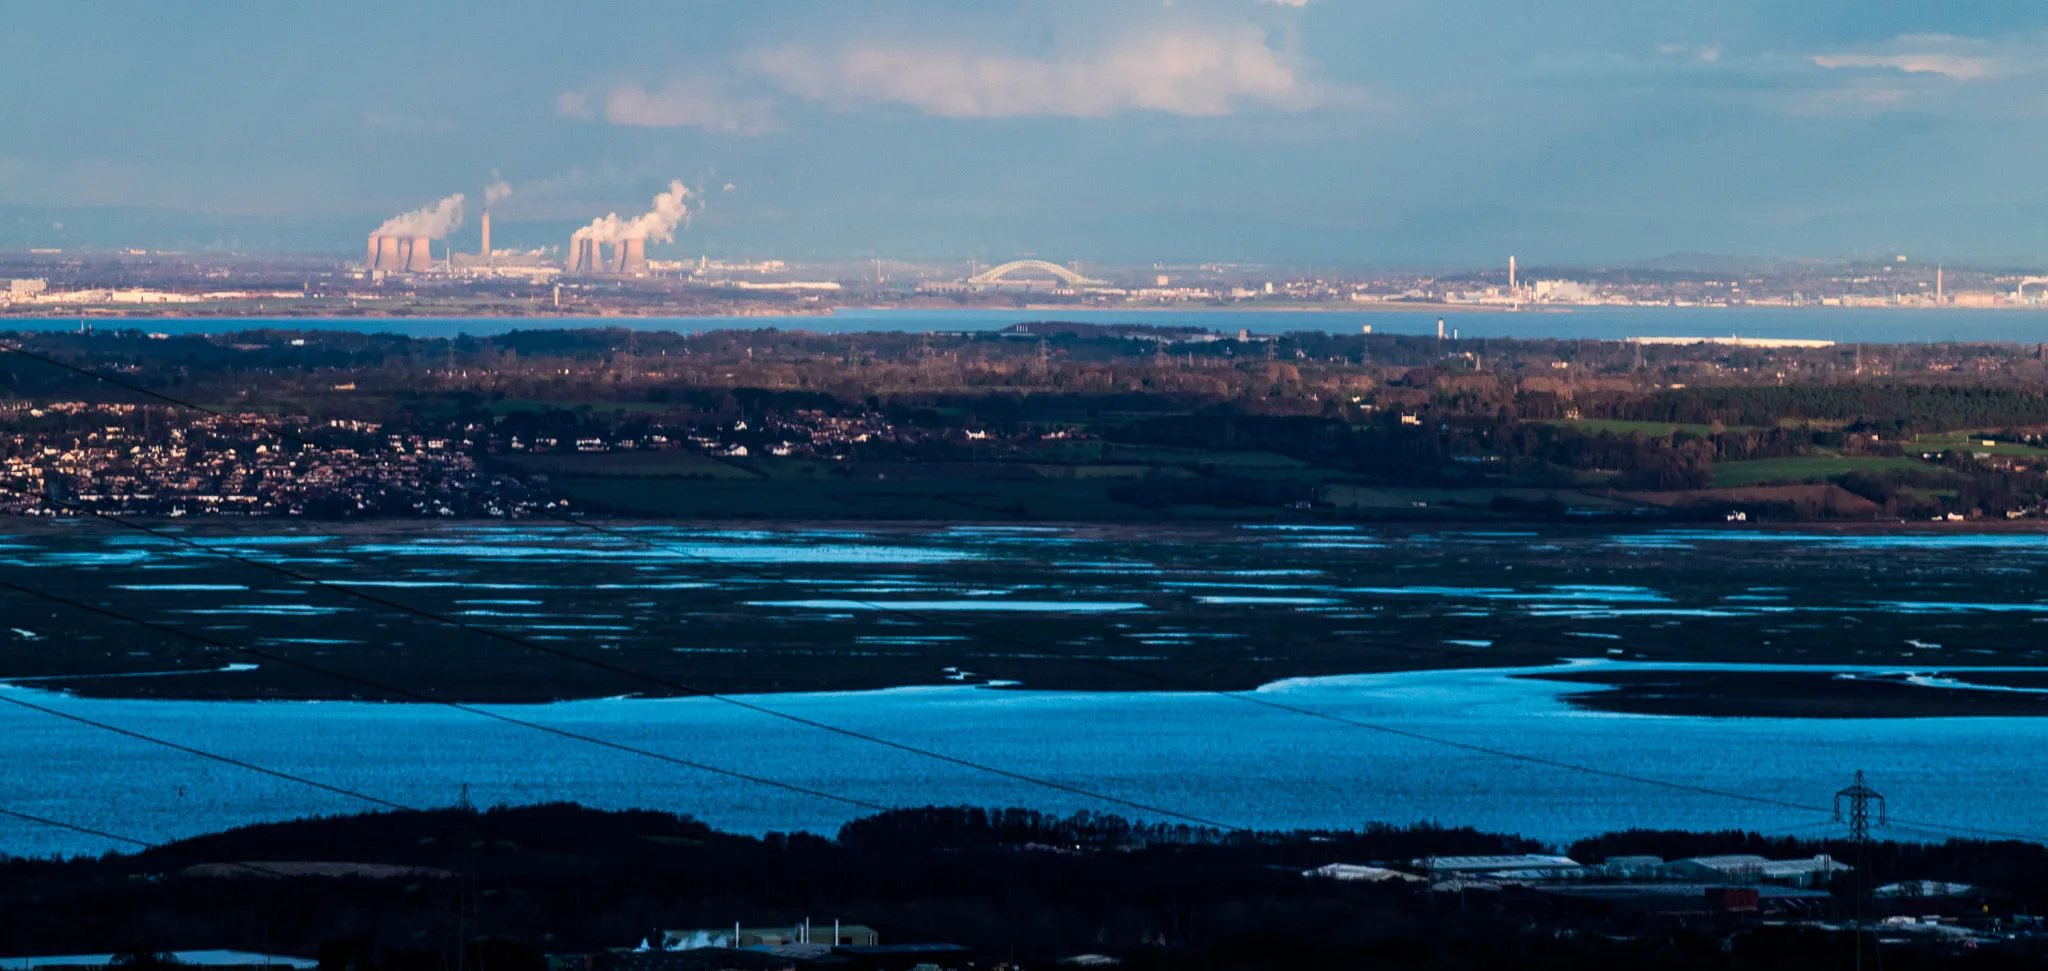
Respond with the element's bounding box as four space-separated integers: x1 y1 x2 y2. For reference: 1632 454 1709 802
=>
484 179 513 207
376 193 466 238
571 179 692 243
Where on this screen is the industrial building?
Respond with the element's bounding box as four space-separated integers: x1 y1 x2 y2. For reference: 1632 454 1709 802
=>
365 234 437 274
567 237 649 277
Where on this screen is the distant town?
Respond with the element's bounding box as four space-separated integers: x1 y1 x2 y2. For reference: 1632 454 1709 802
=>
3 243 2047 318
8 322 2048 524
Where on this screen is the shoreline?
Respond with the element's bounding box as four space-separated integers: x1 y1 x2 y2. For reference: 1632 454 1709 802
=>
11 652 2048 719
11 301 2048 322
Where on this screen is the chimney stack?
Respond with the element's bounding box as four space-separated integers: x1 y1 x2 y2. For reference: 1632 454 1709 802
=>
480 211 492 266
408 236 434 272
623 238 648 276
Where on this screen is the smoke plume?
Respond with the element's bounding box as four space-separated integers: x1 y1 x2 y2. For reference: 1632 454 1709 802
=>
484 180 513 207
376 193 466 238
571 179 692 244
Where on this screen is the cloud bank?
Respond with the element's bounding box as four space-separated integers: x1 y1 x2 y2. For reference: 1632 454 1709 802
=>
755 26 1328 118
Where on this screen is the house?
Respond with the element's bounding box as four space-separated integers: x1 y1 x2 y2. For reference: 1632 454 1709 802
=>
1657 854 1849 888
1413 854 1585 881
663 925 878 950
1303 863 1428 884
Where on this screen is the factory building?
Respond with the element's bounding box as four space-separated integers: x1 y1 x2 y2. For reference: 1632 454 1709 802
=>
566 236 650 277
365 234 436 273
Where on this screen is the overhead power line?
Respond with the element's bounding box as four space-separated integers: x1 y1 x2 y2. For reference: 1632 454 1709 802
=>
0 483 1238 828
2 340 2040 838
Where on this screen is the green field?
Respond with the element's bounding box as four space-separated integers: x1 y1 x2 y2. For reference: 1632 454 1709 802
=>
1711 455 1938 487
1320 484 1636 511
496 451 758 479
1027 441 1309 468
542 474 1288 522
1537 419 1726 436
1908 433 2048 457
489 399 680 416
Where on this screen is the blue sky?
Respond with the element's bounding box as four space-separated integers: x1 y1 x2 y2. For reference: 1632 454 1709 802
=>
4 0 2047 264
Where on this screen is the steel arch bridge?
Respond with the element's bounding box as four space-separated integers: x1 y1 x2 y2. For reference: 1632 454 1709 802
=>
967 259 1106 286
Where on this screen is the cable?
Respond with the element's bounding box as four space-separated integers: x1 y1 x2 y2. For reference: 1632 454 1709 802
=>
0 487 1238 827
0 569 1224 828
0 805 154 850
0 688 418 813
0 577 901 817
0 340 2008 829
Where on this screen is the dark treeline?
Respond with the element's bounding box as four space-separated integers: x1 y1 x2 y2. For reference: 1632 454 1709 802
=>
1590 385 2048 434
6 806 2048 970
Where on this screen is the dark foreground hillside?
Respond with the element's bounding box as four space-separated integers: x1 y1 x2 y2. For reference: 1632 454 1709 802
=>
5 805 2048 970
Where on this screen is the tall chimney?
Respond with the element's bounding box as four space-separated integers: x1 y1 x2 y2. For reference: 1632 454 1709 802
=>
367 234 380 270
377 235 405 271
623 238 647 276
480 211 492 266
408 236 434 272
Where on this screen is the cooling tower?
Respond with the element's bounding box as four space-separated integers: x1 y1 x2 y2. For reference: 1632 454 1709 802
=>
480 211 492 265
569 236 597 274
376 235 405 271
367 234 380 270
408 236 434 272
622 238 647 275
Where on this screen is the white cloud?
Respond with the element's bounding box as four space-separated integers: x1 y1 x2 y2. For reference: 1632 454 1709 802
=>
1807 34 2041 81
601 81 780 134
558 81 778 134
754 25 1337 118
1812 52 1993 80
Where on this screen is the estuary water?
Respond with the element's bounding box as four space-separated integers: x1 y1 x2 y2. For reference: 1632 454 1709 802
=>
3 659 2044 859
6 521 2048 858
11 306 2048 342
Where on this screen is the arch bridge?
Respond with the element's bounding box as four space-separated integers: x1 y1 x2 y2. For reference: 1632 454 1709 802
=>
968 259 1106 286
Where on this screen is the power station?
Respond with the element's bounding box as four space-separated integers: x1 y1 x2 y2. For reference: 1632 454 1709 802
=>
566 237 648 276
362 180 685 279
365 234 437 273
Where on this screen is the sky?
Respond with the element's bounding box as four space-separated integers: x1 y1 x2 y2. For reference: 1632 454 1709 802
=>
4 0 2048 265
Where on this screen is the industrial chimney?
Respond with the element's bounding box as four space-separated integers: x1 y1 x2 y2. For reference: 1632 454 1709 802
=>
480 211 492 266
377 235 405 271
408 236 434 272
622 238 648 276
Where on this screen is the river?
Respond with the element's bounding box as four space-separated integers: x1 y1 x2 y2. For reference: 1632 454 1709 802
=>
5 522 2048 858
10 306 2048 342
2 658 2042 859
